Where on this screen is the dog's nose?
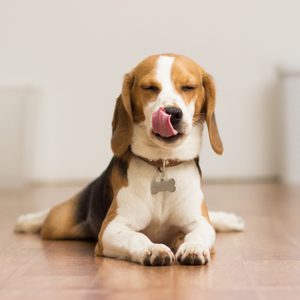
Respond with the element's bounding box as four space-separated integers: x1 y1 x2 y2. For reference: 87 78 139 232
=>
164 107 183 126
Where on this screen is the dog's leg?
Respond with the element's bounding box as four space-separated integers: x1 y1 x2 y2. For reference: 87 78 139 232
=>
95 219 175 266
176 217 216 265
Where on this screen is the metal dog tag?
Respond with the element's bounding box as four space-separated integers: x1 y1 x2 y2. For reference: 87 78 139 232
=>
150 160 176 195
151 178 176 195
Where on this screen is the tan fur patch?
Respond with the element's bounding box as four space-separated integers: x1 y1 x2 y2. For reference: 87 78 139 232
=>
202 73 224 154
130 55 159 123
170 56 206 125
170 231 185 252
41 194 85 240
111 74 134 156
201 200 212 225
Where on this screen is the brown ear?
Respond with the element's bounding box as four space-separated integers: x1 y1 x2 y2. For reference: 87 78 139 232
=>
111 72 134 156
202 72 224 155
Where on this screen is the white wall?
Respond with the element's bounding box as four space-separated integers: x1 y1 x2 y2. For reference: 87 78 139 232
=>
0 0 300 182
279 69 300 183
0 88 27 187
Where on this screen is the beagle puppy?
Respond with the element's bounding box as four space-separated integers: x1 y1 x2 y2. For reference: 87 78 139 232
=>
15 54 244 266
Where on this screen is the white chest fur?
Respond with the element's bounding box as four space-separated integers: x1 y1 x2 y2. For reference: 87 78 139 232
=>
115 157 204 244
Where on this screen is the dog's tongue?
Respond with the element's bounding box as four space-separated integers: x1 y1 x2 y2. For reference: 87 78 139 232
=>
152 107 178 137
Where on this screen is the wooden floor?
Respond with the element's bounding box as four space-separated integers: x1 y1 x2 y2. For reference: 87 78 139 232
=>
0 182 300 300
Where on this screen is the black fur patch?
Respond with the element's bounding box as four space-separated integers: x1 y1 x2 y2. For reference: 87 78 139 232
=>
116 156 129 180
75 155 129 240
194 156 202 178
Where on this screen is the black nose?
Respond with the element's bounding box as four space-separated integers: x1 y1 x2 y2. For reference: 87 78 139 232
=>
164 107 183 126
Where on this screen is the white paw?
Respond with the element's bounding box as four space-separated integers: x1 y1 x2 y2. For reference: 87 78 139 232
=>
141 244 175 266
176 243 210 265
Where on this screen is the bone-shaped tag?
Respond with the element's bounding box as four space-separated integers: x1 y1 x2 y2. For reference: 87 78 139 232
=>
151 178 176 195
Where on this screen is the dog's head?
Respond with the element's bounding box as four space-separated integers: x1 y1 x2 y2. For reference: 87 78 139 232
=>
111 54 223 160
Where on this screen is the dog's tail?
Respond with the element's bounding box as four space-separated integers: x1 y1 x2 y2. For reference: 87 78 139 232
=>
14 209 50 234
209 211 245 232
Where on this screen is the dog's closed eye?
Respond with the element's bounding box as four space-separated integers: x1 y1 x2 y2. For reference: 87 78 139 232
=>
141 85 160 92
181 85 197 92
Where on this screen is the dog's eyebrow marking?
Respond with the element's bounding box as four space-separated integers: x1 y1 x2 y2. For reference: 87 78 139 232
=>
155 56 176 96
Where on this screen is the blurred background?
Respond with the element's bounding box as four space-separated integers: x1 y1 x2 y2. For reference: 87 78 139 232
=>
1 0 300 188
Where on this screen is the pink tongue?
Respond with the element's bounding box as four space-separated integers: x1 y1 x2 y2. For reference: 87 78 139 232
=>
152 107 178 137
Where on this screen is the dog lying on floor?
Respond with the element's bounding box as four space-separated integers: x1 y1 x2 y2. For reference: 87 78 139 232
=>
15 54 244 266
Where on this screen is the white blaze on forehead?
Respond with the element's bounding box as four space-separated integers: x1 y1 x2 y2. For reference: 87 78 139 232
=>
155 56 176 99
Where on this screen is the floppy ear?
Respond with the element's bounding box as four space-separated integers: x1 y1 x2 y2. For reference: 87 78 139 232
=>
202 72 224 155
111 72 134 156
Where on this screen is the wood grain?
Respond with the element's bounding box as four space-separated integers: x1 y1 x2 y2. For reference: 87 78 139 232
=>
0 182 299 299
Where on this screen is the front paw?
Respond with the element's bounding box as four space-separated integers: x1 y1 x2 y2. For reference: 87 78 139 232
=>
142 244 175 266
176 243 210 265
